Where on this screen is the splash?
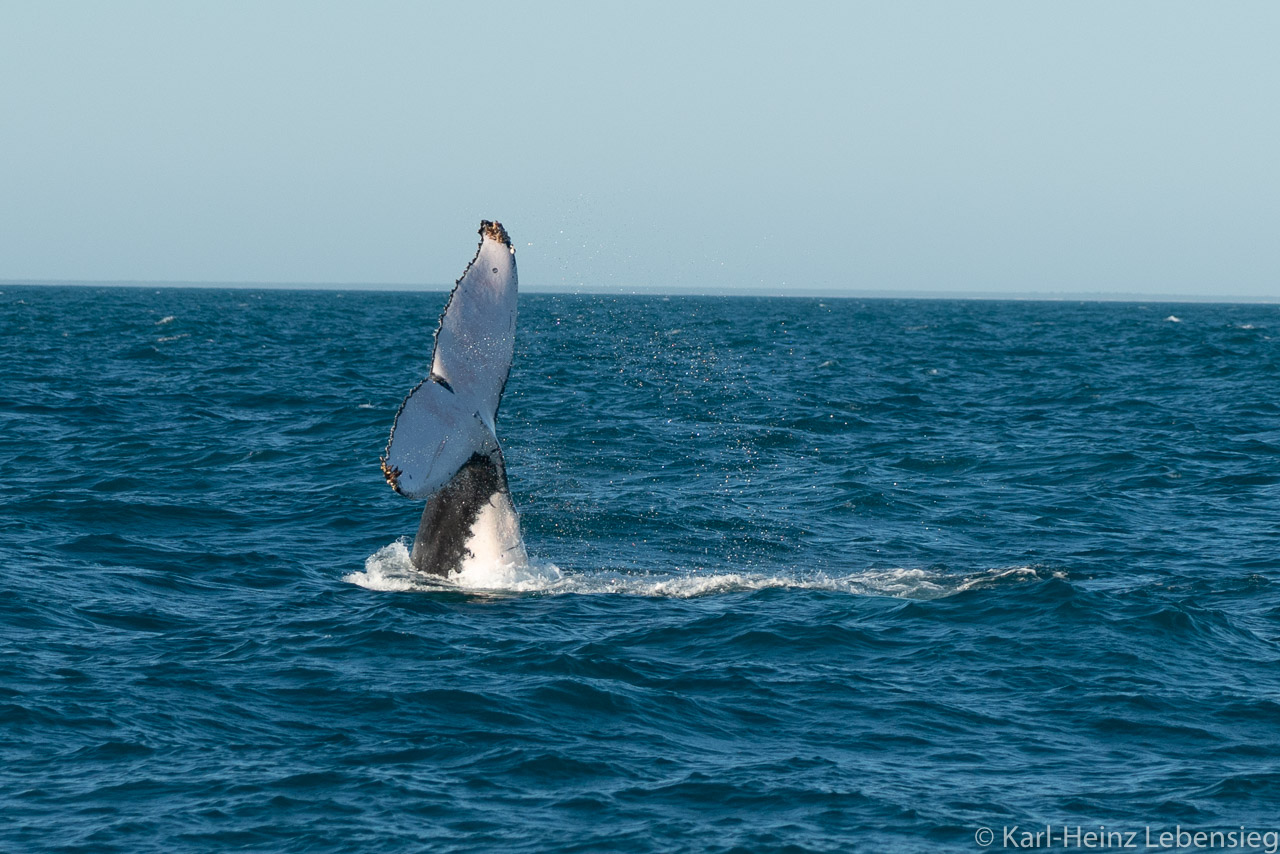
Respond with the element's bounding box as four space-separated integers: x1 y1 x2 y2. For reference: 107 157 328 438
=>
345 540 561 593
344 544 1057 600
345 542 428 592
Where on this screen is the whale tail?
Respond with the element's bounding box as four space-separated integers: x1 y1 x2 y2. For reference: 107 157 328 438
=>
381 221 527 577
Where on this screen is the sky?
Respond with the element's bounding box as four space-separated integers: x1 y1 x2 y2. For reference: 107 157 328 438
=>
1 2 1278 298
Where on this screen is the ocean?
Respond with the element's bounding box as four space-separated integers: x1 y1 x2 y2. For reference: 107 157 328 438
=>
2 286 1278 852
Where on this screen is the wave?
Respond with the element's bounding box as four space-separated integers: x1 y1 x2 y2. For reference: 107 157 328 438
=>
345 541 1058 599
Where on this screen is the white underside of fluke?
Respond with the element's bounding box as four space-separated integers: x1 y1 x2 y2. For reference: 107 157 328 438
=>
382 224 518 500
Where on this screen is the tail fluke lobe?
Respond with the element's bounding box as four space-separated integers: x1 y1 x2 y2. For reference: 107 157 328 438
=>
382 377 497 499
429 220 518 421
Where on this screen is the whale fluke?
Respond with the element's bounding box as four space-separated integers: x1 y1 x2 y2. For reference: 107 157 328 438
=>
381 221 527 576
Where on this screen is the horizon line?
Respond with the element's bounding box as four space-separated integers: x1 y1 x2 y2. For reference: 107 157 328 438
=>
1 278 1277 305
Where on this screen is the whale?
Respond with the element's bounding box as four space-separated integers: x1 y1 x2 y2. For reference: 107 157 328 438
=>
380 220 528 577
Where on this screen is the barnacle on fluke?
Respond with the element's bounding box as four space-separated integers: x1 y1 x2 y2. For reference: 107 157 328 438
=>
481 220 510 247
381 459 402 490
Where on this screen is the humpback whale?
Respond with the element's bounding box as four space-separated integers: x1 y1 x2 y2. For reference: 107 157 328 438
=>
381 220 528 577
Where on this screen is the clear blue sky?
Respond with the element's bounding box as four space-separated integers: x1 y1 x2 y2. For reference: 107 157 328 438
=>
2 2 1277 297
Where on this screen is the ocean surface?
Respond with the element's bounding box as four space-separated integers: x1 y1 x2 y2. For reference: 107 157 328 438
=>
2 285 1279 853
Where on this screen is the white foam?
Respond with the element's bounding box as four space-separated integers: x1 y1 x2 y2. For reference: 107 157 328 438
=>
344 541 426 592
155 315 176 325
344 548 1056 600
344 539 560 594
157 334 188 343
1165 315 1181 323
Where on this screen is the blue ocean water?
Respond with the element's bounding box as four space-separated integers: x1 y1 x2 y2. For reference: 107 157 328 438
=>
2 285 1279 852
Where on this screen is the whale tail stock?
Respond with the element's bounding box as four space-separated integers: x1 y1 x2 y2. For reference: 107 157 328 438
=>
380 220 527 577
